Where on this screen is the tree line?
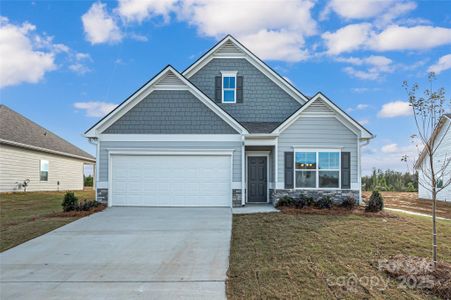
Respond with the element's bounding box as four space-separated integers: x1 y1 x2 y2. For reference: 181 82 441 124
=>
362 169 418 192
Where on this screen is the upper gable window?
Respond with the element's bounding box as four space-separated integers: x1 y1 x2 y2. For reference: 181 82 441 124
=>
221 71 237 103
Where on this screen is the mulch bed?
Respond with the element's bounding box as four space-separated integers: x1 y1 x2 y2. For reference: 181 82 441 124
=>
48 204 107 218
280 206 402 219
379 254 451 299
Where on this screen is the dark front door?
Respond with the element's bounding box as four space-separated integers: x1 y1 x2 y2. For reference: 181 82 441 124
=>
247 156 267 203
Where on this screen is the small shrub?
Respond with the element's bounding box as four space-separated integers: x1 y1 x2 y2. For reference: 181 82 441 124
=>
366 191 384 212
293 197 306 209
341 194 356 210
77 200 99 211
315 196 333 209
62 192 78 212
276 196 295 208
304 196 315 207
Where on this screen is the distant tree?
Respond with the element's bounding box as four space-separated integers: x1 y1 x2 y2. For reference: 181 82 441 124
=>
362 169 417 192
402 72 451 268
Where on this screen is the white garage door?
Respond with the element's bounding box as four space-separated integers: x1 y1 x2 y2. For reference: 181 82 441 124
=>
111 154 231 207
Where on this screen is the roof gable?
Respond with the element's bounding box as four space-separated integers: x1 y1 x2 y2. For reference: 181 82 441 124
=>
0 105 95 161
273 92 374 139
85 66 247 137
182 35 309 104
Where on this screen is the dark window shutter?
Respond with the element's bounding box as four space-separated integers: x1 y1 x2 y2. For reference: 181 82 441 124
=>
284 152 294 189
236 76 243 103
214 76 222 103
341 152 351 189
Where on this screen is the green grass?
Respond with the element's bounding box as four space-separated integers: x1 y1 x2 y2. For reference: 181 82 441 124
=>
0 190 95 252
227 211 451 299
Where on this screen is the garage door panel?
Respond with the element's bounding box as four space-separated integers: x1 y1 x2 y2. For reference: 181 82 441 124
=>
111 155 231 207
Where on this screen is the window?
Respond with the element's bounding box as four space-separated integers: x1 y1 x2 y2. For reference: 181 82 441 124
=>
295 150 340 189
436 178 444 189
221 71 237 103
40 160 48 181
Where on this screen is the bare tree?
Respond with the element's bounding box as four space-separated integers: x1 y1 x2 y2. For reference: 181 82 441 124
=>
402 72 451 268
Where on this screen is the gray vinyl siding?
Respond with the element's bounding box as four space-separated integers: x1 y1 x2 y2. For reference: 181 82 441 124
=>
188 58 301 123
98 141 242 183
0 144 88 192
277 116 359 186
103 90 238 134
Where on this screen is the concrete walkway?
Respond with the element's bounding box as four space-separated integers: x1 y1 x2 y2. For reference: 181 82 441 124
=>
385 207 451 221
0 207 232 300
232 204 279 214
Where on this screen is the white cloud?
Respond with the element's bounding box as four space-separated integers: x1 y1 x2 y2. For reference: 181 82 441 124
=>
116 0 177 23
68 52 92 74
0 17 57 88
238 30 308 62
359 119 369 126
369 25 451 51
378 101 413 118
323 24 451 55
322 23 372 55
74 101 117 117
82 2 122 44
178 0 317 62
381 143 399 153
321 0 396 20
347 103 369 112
351 87 382 93
428 54 451 74
338 55 394 80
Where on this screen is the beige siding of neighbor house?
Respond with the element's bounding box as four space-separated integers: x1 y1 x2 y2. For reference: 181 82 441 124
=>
0 144 87 192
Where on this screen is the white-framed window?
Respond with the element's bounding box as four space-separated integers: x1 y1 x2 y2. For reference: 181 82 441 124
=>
294 149 340 189
40 160 49 181
221 71 237 103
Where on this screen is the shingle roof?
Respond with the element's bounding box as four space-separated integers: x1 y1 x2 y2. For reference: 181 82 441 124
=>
0 105 95 161
241 122 281 133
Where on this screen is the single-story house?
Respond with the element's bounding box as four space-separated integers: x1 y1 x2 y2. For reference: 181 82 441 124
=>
416 113 450 202
0 105 95 192
85 35 374 207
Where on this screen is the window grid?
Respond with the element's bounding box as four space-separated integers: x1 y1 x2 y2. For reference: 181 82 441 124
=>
294 150 341 189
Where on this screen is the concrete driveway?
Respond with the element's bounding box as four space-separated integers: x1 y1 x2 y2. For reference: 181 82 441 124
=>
0 207 232 300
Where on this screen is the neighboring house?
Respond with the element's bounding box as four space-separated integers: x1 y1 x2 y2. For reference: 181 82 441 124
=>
0 105 95 192
85 35 373 207
415 114 451 202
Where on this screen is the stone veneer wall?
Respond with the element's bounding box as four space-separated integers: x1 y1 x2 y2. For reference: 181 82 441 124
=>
232 189 242 207
271 189 360 206
97 188 108 203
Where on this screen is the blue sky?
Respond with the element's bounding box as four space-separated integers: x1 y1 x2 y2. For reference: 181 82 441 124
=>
1 0 450 175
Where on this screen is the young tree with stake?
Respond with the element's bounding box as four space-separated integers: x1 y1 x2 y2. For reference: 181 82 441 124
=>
402 72 451 268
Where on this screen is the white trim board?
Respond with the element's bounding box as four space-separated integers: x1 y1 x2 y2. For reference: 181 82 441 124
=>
182 35 309 105
85 66 248 138
98 134 242 142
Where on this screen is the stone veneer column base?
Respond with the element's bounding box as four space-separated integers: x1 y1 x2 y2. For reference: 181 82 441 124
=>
96 188 108 203
232 189 243 207
270 189 360 206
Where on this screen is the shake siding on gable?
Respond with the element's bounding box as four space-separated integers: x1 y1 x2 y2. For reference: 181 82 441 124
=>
103 90 238 134
0 144 85 192
98 141 242 183
188 58 301 123
277 115 359 187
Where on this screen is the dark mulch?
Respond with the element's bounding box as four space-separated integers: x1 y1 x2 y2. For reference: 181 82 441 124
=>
379 254 451 299
48 204 107 218
279 206 402 219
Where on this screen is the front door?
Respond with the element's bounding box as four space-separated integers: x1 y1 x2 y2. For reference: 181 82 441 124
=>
247 156 267 203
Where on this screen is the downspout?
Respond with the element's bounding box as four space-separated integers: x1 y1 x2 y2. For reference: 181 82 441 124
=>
359 138 371 204
241 135 246 206
88 137 99 200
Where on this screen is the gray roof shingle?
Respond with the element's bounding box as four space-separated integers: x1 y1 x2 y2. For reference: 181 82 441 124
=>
241 122 281 133
0 105 95 161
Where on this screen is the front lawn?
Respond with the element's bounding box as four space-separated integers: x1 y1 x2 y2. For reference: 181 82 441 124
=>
0 190 98 252
227 211 451 299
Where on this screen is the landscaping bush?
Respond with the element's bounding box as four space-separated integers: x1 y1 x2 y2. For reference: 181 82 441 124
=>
341 194 357 210
77 200 99 211
293 197 306 209
276 196 295 208
304 196 315 207
315 196 333 209
62 192 78 212
366 190 384 212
